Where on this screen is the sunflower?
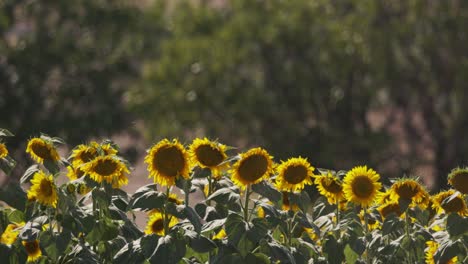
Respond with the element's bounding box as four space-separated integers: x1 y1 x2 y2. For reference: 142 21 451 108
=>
358 210 380 230
1 222 25 246
167 193 183 205
230 147 273 189
27 171 58 208
390 178 428 207
66 166 85 181
213 229 227 240
22 240 42 262
69 144 98 167
26 138 60 164
145 211 178 236
96 141 118 156
343 166 382 207
145 139 191 187
281 192 299 211
111 171 129 189
189 138 229 178
77 183 91 195
448 167 468 194
81 156 129 187
275 157 314 192
432 189 467 216
375 190 394 205
377 202 402 219
0 143 8 159
314 172 344 204
257 206 265 218
425 241 458 264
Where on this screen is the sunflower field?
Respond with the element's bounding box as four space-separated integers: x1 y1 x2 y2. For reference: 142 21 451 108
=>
0 129 467 264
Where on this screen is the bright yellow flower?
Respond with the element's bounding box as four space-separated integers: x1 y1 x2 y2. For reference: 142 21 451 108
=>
145 139 191 187
390 178 428 207
0 143 8 159
375 190 394 205
377 202 402 220
281 192 299 211
1 222 25 245
448 167 468 194
26 138 60 164
81 156 129 187
275 157 314 192
425 241 457 264
66 165 85 181
167 193 183 205
343 166 381 207
27 171 58 208
77 183 91 195
230 147 273 189
112 171 129 189
314 172 344 204
213 229 227 240
22 240 42 262
432 190 467 216
303 227 320 244
145 211 178 236
69 144 98 167
189 138 229 178
257 206 265 218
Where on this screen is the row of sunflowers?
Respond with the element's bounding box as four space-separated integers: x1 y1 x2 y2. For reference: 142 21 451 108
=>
0 128 467 263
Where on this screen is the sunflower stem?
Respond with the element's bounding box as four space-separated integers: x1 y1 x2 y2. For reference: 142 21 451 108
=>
48 208 53 235
405 211 413 264
335 197 340 238
163 186 171 236
363 207 371 264
243 185 251 222
207 175 213 206
184 176 191 206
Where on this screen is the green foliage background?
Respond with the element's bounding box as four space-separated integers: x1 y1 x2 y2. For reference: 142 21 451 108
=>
2 0 468 189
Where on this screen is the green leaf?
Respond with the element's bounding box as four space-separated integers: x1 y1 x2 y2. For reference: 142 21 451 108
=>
187 233 217 253
86 217 119 244
0 156 16 175
0 182 27 211
247 218 269 243
344 244 359 264
0 129 14 137
149 235 186 264
446 213 468 238
434 240 464 264
225 213 247 245
128 190 165 211
141 235 161 258
322 234 344 264
7 209 24 223
245 252 270 264
381 214 404 236
43 159 60 175
113 238 147 264
202 218 226 233
21 165 40 184
289 191 311 212
266 241 296 264
206 187 240 205
251 182 281 202
184 206 203 233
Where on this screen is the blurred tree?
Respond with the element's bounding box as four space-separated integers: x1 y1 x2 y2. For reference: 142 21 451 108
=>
130 0 468 190
128 0 389 175
0 0 164 176
368 0 468 189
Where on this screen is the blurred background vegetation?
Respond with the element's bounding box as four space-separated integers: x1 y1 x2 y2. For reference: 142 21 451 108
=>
1 0 468 191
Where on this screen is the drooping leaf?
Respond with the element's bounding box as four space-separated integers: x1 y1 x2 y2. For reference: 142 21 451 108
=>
0 182 27 211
